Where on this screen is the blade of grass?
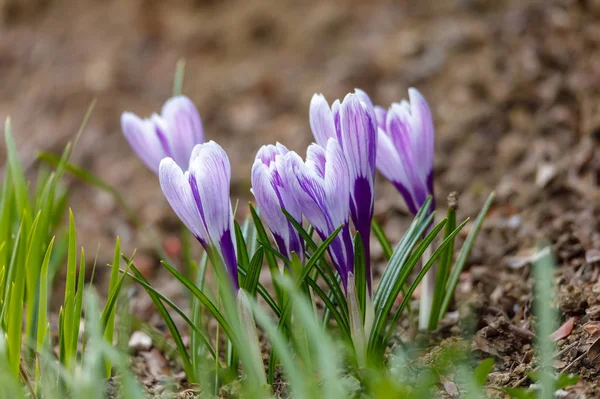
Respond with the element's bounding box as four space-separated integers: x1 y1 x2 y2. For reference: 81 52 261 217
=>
268 225 343 383
241 247 264 296
354 232 367 322
102 236 121 377
428 203 457 331
61 210 78 368
533 246 557 399
439 192 495 320
249 203 283 306
368 217 447 355
372 218 393 260
173 59 186 96
377 219 469 358
71 248 86 361
160 259 235 342
374 198 434 308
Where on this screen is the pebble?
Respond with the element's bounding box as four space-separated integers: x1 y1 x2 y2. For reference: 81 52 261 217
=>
128 331 153 352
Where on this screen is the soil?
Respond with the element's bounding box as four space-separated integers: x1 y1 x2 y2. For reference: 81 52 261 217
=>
1 0 600 397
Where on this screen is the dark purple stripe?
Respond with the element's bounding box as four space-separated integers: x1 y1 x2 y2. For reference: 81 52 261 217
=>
350 176 374 293
393 182 419 215
219 229 239 290
154 124 173 158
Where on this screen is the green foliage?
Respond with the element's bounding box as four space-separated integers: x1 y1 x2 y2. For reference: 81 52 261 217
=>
0 105 529 399
0 116 137 398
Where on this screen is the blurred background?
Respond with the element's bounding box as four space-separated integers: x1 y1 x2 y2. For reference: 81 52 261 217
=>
0 0 598 306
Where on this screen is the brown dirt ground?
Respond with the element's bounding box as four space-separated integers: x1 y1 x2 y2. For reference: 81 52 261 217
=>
1 0 600 397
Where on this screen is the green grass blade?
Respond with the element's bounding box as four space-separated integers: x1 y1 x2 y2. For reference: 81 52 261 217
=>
71 248 86 360
126 265 195 381
428 204 457 330
372 218 393 260
378 219 469 357
103 237 121 352
62 210 78 368
533 247 557 399
439 192 495 320
234 221 250 270
369 217 447 355
124 264 216 360
354 232 367 322
374 198 434 308
249 203 283 306
36 237 54 382
160 259 235 341
304 275 350 339
5 118 31 230
249 294 312 399
173 58 186 96
237 264 281 317
474 358 495 388
268 224 343 383
241 247 264 296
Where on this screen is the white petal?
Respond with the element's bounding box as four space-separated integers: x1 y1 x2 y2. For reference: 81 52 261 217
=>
339 93 376 180
121 112 168 174
408 88 435 181
375 129 410 189
306 143 326 178
285 151 329 235
251 159 290 243
309 94 336 147
323 138 350 228
161 96 205 169
188 141 232 245
159 158 207 241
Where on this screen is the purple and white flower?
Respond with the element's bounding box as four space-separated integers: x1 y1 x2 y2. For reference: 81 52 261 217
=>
159 141 238 289
251 143 304 262
121 95 204 174
375 88 434 215
309 90 377 291
286 138 354 291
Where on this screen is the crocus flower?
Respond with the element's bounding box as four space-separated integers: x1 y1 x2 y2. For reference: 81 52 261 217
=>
251 143 304 262
121 95 204 174
286 138 354 291
375 88 434 215
309 89 377 291
159 141 238 289
374 88 435 330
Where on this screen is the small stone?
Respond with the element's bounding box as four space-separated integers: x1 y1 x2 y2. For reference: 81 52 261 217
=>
128 331 152 352
536 162 556 188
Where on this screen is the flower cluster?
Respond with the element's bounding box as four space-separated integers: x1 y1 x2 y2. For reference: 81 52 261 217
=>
121 89 435 295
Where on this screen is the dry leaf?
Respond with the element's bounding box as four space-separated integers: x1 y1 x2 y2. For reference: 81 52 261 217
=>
441 376 459 397
583 321 600 336
586 335 600 365
551 317 575 341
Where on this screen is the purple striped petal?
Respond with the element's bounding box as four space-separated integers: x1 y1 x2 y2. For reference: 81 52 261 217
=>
322 139 351 230
121 96 205 174
339 92 377 183
122 112 169 174
161 96 205 169
375 88 435 215
188 142 233 246
158 158 209 244
354 88 374 110
286 150 329 237
407 88 434 184
286 138 354 289
251 143 304 261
